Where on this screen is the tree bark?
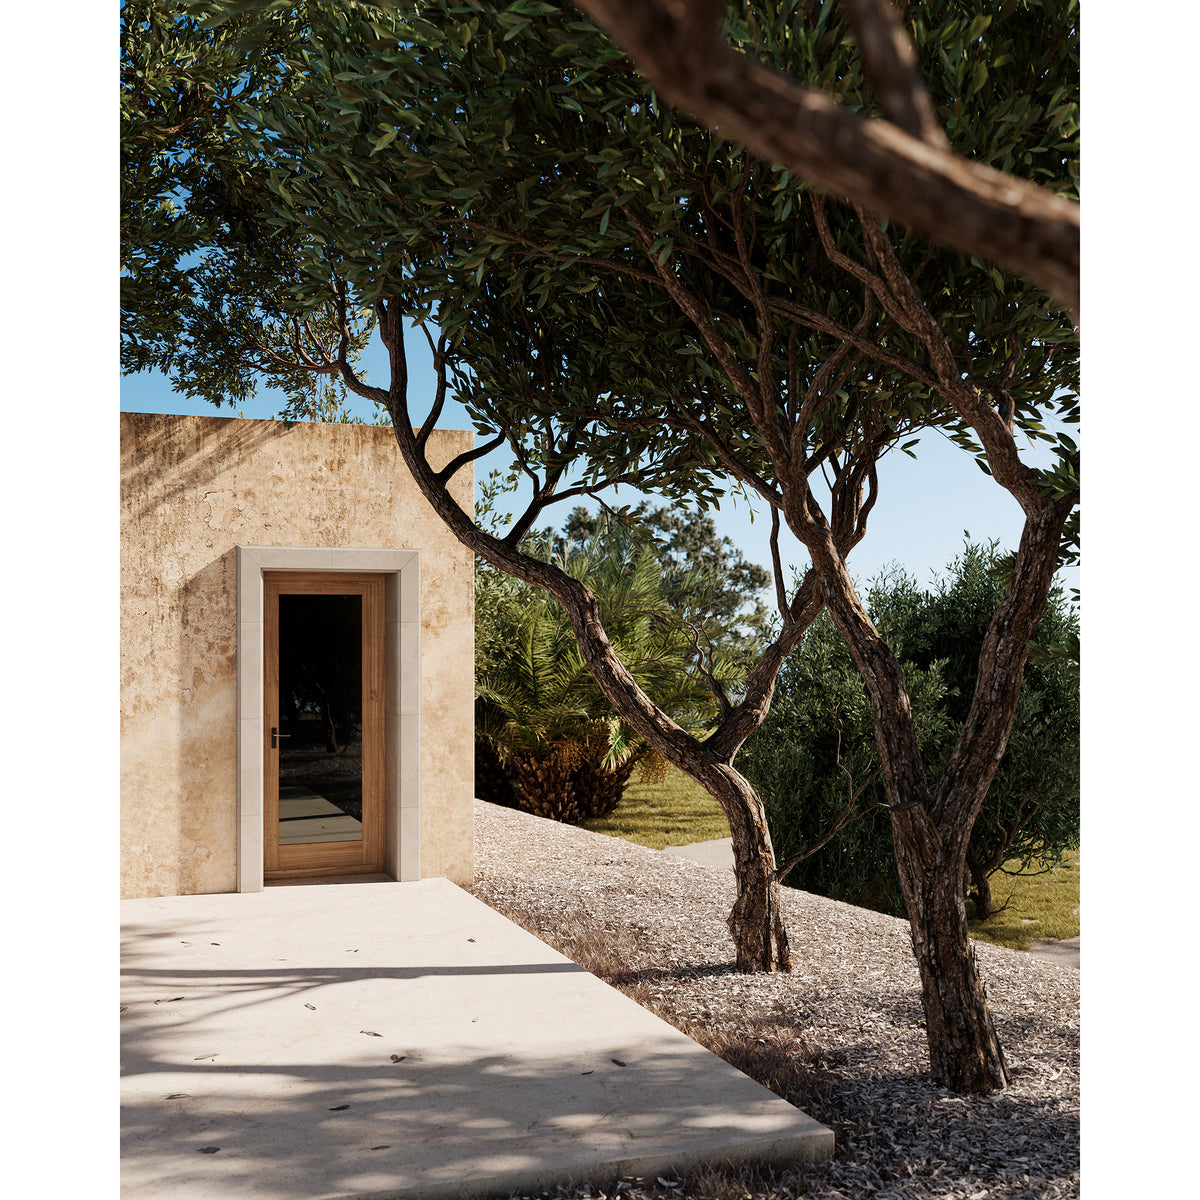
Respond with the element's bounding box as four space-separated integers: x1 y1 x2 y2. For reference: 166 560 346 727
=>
573 756 637 819
553 588 792 971
506 747 584 823
704 762 792 972
892 814 1009 1092
967 851 994 920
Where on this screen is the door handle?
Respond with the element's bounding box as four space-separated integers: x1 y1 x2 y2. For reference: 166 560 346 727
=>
271 727 291 749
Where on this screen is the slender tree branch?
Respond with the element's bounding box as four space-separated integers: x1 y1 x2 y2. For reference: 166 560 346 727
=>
933 497 1075 831
459 217 663 287
681 620 733 719
705 569 823 762
769 506 791 622
855 460 881 543
986 334 1021 433
769 293 939 390
624 206 791 466
434 431 508 485
791 312 870 465
417 327 449 451
810 193 895 320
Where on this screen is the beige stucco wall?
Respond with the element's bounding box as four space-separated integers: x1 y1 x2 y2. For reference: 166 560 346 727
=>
120 412 475 898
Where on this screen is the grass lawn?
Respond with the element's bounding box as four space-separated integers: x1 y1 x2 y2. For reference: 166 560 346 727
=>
582 758 730 849
585 761 1080 950
967 849 1079 949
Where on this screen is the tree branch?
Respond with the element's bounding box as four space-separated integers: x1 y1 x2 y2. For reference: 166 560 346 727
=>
769 506 791 622
434 431 508 485
853 213 1046 512
417 326 449 452
839 0 948 148
933 498 1076 831
681 620 734 719
569 0 1079 314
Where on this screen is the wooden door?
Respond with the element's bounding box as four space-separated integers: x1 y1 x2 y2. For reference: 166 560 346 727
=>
263 572 386 881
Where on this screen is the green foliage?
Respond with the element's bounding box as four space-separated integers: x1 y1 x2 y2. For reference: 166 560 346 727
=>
561 504 771 657
476 512 725 821
473 470 541 683
739 543 1080 916
739 601 954 915
121 1 302 372
122 2 1078 543
121 0 385 415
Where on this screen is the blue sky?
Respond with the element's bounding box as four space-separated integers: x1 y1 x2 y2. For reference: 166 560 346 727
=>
121 318 1079 606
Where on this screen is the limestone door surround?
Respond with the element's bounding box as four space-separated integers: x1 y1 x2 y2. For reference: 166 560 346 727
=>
236 546 420 892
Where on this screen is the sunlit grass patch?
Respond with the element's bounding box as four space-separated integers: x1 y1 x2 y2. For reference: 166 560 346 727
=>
582 759 729 849
968 849 1080 950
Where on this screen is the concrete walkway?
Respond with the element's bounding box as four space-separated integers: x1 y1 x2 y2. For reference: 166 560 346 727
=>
662 838 739 871
121 879 832 1200
662 838 1080 970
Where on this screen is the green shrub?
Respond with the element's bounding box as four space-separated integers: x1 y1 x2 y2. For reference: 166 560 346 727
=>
739 543 1079 917
476 514 728 823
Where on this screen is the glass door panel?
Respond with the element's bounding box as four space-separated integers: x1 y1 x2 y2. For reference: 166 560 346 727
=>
277 593 364 846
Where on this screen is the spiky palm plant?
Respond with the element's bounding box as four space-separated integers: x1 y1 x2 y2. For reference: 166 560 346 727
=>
477 518 733 822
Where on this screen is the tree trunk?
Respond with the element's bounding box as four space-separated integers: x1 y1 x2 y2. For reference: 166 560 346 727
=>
506 748 585 824
967 852 994 920
813 553 1012 1093
572 756 636 819
707 765 792 973
322 698 341 754
374 315 802 974
894 819 1009 1093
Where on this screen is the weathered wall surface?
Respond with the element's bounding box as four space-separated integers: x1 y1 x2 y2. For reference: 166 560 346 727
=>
121 413 474 898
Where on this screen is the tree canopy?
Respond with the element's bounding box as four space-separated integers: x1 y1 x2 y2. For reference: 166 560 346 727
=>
568 0 1079 311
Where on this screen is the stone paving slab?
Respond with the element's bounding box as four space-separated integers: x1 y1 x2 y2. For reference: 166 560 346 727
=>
661 838 735 871
121 879 833 1199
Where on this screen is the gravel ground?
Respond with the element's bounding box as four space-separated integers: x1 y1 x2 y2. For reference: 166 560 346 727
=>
471 800 1080 1200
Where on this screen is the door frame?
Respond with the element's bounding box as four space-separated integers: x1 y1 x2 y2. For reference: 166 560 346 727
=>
264 571 385 881
236 546 421 892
